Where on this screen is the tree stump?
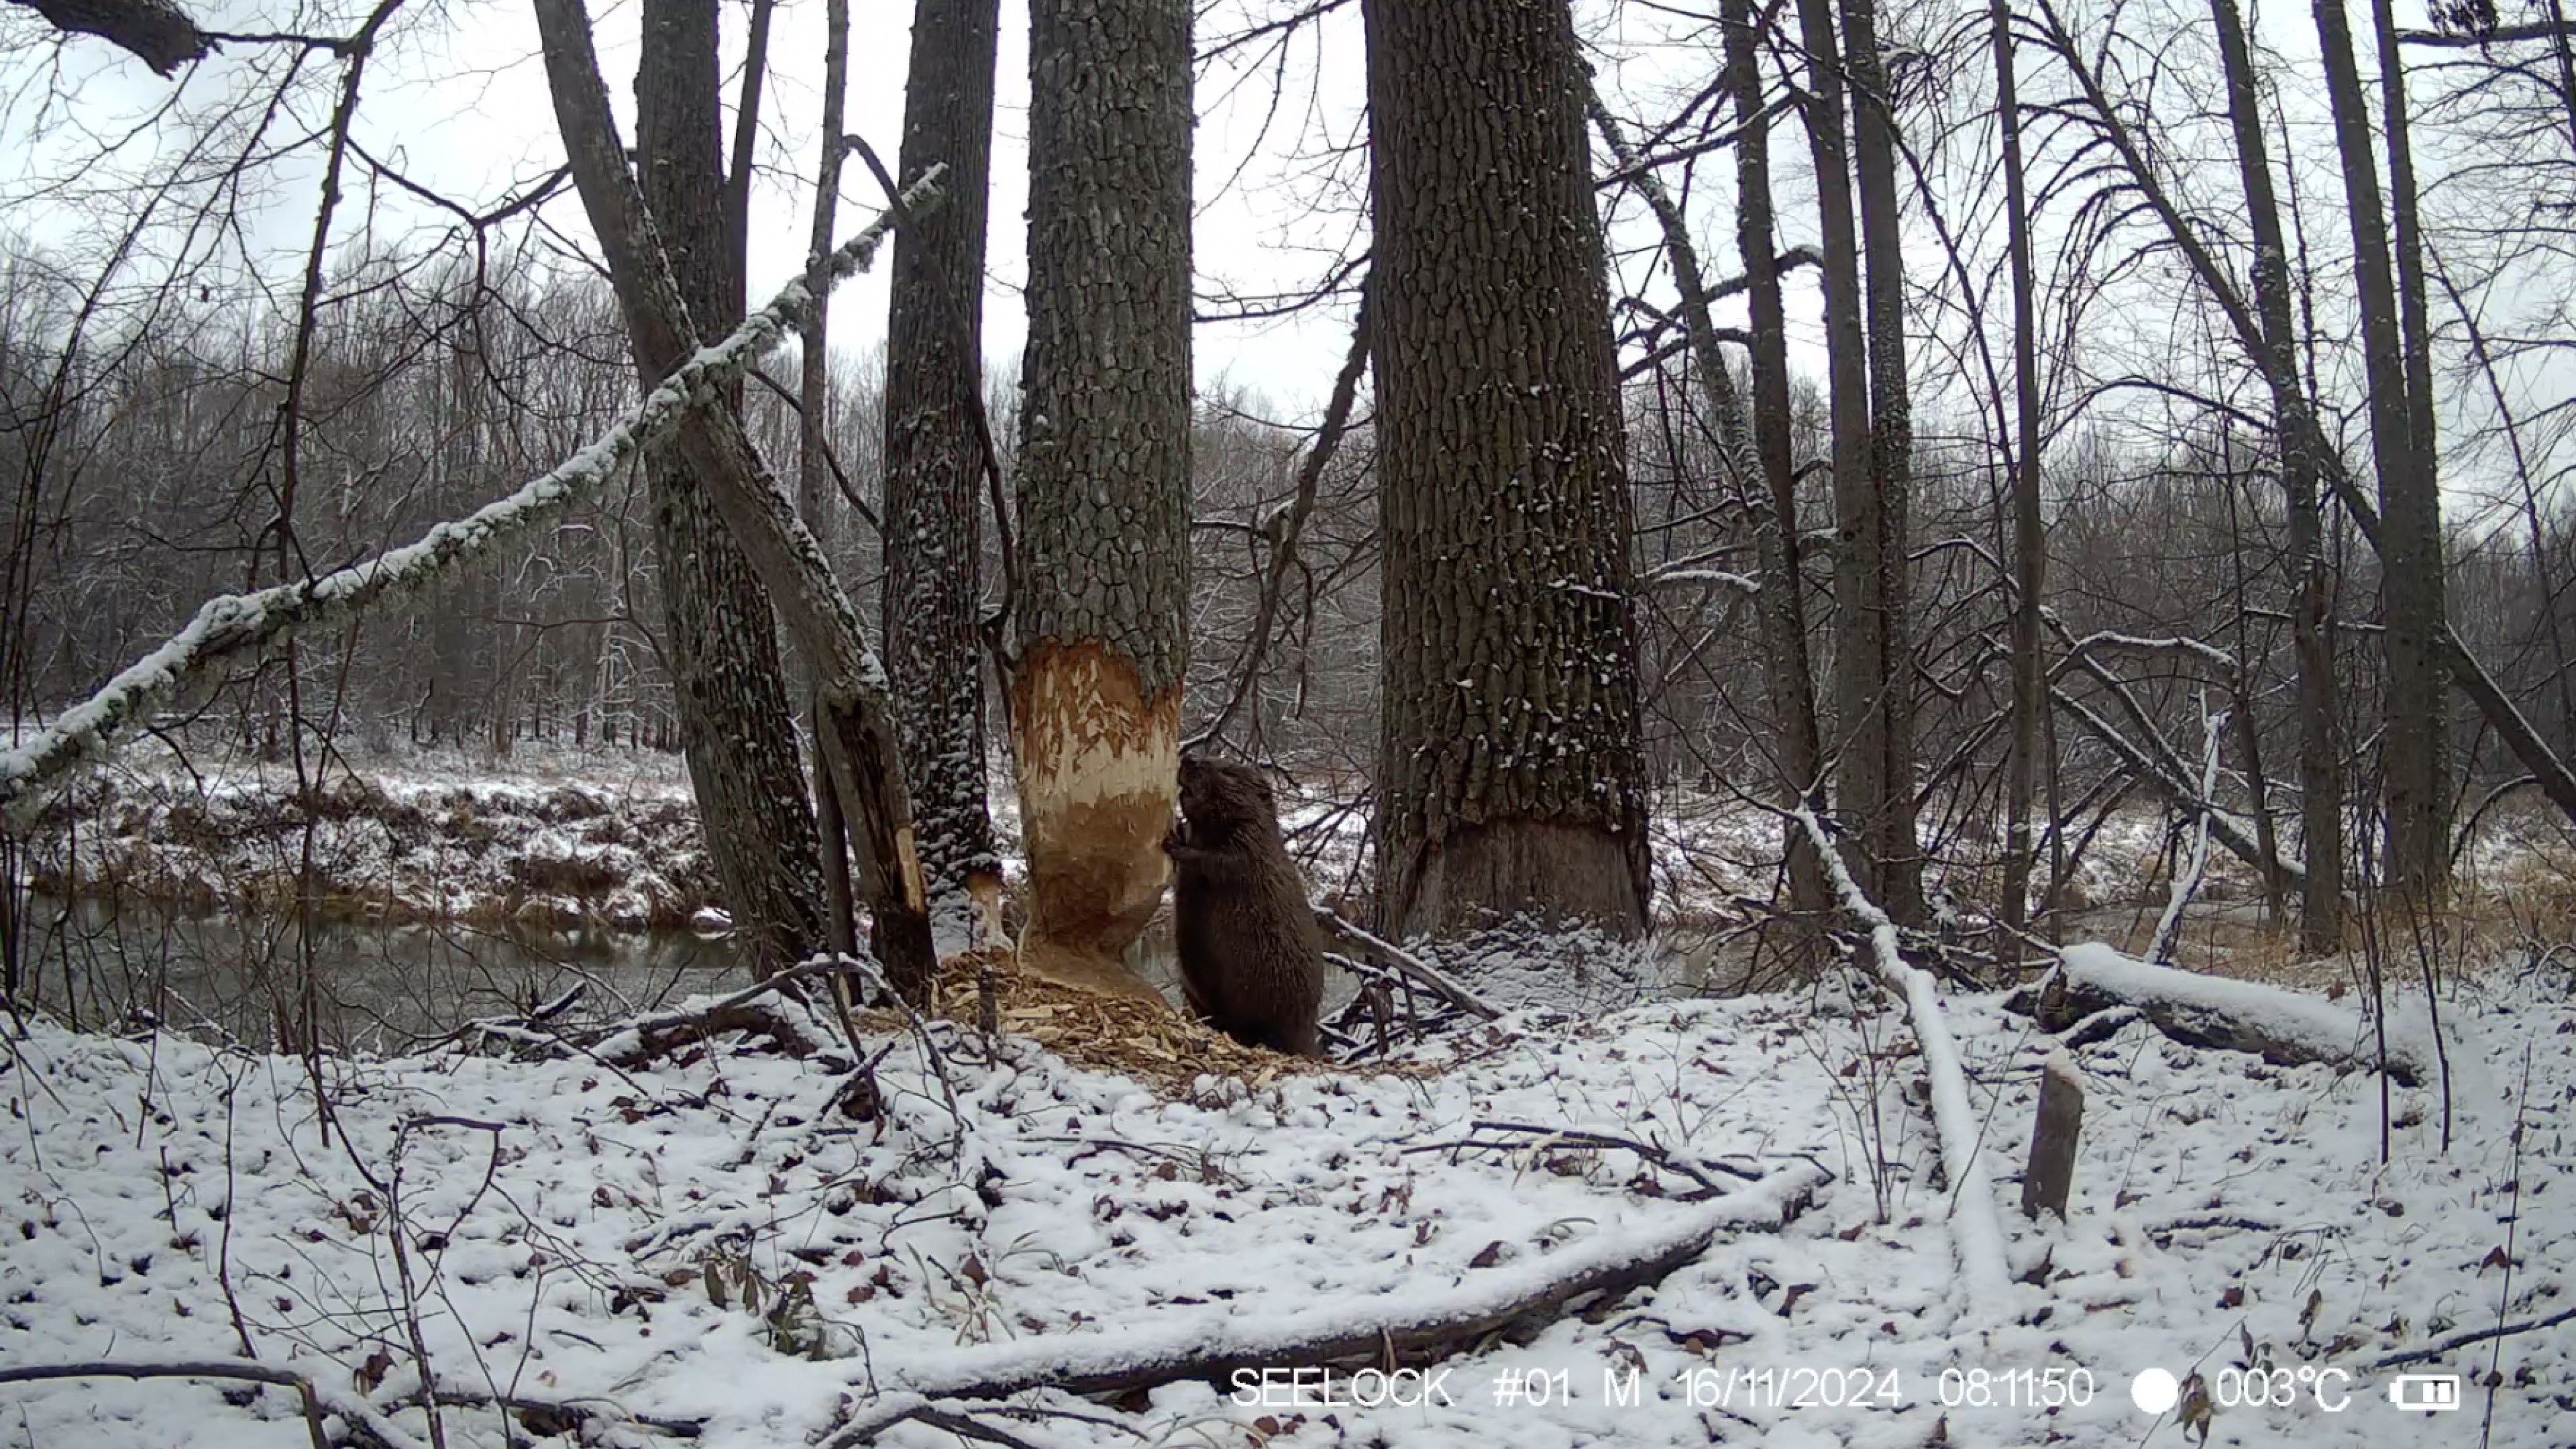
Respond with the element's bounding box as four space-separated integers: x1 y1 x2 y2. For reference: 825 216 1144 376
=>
2023 1049 2084 1220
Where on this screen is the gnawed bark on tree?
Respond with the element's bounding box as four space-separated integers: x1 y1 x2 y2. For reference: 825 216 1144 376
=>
1366 0 1652 943
1012 0 1193 1002
631 0 825 981
882 0 1004 931
532 0 937 998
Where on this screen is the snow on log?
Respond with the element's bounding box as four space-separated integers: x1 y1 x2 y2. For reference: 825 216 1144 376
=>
0 166 943 829
867 1161 1827 1401
1791 808 2015 1320
2030 942 2434 1085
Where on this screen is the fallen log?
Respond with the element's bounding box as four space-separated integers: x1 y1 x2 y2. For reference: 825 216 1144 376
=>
2008 943 2433 1085
863 1160 1827 1402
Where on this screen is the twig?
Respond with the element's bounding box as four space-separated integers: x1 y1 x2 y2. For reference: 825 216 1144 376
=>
0 1360 425 1449
1311 910 1499 1020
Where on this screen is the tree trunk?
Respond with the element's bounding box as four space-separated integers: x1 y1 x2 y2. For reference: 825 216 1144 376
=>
883 0 1004 938
1789 0 1890 912
2313 0 2446 905
633 0 824 979
1990 0 2047 963
2213 0 2347 951
1012 0 1193 1000
1364 0 1651 943
1835 0 1925 925
1723 0 1831 926
2370 0 2450 906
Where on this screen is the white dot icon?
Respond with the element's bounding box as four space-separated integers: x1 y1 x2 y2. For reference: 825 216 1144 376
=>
2131 1367 2182 1415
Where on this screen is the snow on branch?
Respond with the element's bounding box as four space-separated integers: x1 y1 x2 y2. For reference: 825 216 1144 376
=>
2035 943 2435 1085
0 165 943 828
1790 807 2015 1320
1644 566 1762 596
865 1161 1827 1401
2064 630 2238 675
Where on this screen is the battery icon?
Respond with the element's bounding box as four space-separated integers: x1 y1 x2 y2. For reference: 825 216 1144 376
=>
2389 1374 2461 1411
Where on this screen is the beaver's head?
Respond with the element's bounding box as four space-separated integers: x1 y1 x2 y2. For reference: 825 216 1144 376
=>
1177 755 1280 835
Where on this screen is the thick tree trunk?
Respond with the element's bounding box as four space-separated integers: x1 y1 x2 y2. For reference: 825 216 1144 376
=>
1724 0 1831 924
1012 0 1193 1000
633 0 824 979
1991 0 2047 961
1836 0 1926 926
2213 0 2346 952
2313 0 2447 905
1364 0 1651 943
883 0 1003 937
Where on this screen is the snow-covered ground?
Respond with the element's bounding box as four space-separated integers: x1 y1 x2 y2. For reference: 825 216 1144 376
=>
4 949 2569 1448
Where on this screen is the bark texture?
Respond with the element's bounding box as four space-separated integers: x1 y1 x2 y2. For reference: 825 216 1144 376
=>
1833 0 1926 924
633 0 824 979
1012 0 1193 998
883 0 1003 928
2313 0 2448 904
2214 0 2346 951
1723 0 1831 924
13 0 211 74
1991 0 2046 959
1364 0 1651 943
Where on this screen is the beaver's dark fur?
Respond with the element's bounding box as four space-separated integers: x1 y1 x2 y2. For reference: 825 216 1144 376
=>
1166 756 1326 1057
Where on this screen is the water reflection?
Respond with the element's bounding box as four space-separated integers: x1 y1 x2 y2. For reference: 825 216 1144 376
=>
10 892 736 1053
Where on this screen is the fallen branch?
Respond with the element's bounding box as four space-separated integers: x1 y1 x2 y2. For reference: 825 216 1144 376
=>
1407 1118 1768 1191
0 1358 427 1449
2010 943 2433 1085
2370 1301 2576 1370
1791 807 2015 1321
863 1161 1825 1401
1313 908 1500 1020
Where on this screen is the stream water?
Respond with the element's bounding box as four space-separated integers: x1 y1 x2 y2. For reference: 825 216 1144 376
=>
7 893 738 1053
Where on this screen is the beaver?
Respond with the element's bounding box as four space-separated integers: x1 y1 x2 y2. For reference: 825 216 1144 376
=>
1166 755 1327 1057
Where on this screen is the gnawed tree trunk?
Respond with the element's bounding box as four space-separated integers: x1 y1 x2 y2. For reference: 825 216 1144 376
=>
1364 0 1652 943
1011 0 1192 1001
2314 0 2447 905
882 0 1003 935
533 0 938 998
2212 0 2346 951
632 0 824 980
1836 0 1927 926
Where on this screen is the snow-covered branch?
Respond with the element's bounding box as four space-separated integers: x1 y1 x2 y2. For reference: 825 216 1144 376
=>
0 168 942 828
2145 701 2228 964
865 1160 1826 1401
1790 807 2014 1320
1643 566 1762 596
2027 943 2436 1085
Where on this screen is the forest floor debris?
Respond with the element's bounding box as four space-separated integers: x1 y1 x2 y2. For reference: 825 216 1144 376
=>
5 946 2573 1448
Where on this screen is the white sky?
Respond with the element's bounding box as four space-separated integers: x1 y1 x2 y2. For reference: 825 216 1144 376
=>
3 0 2557 504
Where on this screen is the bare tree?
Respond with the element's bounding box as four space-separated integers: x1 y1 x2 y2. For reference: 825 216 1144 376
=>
882 0 1004 931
